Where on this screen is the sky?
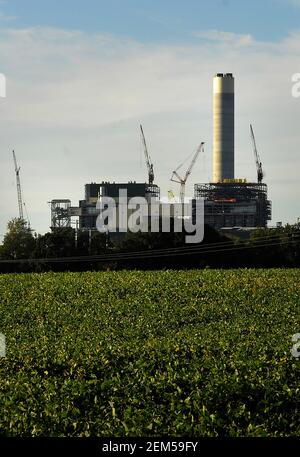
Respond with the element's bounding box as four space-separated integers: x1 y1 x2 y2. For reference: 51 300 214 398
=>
0 0 300 237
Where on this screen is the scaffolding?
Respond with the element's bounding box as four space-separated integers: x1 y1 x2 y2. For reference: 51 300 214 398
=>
194 182 271 228
145 184 160 201
50 199 71 229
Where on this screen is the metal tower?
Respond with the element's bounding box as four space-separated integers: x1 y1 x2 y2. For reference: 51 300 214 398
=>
250 124 264 184
12 150 24 220
171 142 205 203
140 124 154 185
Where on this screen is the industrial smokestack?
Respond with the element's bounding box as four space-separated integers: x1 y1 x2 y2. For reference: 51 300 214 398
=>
213 73 234 182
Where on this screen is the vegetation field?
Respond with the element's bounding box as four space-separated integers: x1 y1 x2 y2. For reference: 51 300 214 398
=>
0 269 299 437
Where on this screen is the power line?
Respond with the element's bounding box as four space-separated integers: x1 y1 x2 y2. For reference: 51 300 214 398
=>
0 231 299 265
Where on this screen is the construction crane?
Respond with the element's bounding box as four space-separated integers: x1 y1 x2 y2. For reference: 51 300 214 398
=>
140 124 154 185
250 124 264 183
12 150 24 220
170 142 205 203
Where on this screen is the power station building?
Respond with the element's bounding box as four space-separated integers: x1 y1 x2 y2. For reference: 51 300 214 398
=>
50 73 271 233
79 181 160 229
194 180 271 229
51 182 160 230
194 73 271 229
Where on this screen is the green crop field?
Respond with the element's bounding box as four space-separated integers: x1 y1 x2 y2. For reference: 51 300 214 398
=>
0 269 299 437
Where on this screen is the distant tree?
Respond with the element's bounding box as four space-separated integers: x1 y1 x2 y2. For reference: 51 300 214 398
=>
1 218 36 260
75 230 109 256
33 228 110 260
35 228 75 258
90 231 109 255
249 224 300 267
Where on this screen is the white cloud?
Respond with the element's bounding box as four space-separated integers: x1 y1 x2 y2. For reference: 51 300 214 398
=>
0 26 300 237
194 29 254 47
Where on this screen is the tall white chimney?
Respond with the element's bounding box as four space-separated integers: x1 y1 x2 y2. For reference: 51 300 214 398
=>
213 73 234 182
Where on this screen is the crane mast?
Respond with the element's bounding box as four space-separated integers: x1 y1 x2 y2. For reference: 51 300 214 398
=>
170 142 205 203
13 150 24 220
250 124 264 183
140 124 154 185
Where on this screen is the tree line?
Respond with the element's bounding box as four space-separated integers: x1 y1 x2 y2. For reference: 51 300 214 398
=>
0 218 300 272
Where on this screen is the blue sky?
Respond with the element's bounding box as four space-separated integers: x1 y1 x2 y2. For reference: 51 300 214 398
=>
0 0 300 237
2 0 300 44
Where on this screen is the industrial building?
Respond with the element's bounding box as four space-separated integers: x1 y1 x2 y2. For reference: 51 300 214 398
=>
194 181 271 229
194 73 271 229
50 73 271 233
50 182 160 230
79 181 160 230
